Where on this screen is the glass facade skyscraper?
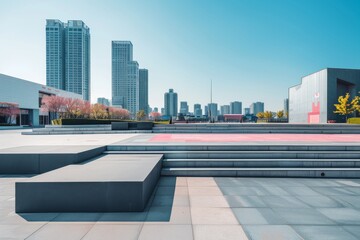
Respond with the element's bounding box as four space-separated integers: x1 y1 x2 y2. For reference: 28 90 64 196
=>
46 19 90 101
139 69 149 115
112 41 140 114
164 89 178 117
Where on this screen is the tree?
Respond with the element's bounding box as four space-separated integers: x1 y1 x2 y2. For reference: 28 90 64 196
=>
41 95 65 118
0 102 20 124
256 112 264 119
109 107 130 120
264 111 274 120
136 110 146 121
90 103 108 119
334 93 359 121
150 111 161 120
276 110 284 119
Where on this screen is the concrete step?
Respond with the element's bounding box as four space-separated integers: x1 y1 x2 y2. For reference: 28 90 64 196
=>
45 124 111 128
104 150 360 159
161 167 360 178
22 130 152 135
106 145 360 151
162 158 360 168
152 129 360 134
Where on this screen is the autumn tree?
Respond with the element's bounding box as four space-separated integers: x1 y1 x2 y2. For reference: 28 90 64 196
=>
256 112 264 119
136 110 146 121
334 93 359 121
276 110 284 119
90 103 108 119
41 95 65 118
264 111 275 120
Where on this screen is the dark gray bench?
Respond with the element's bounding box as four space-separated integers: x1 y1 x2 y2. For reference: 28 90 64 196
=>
0 145 105 174
16 154 163 212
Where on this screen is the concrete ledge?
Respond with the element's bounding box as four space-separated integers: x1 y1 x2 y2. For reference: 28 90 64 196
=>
16 154 163 213
111 122 129 130
0 145 105 174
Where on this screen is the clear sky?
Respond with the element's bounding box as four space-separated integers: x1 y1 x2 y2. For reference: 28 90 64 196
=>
1 0 360 112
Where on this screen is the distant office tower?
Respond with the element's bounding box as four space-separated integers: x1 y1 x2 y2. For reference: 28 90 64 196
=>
194 104 202 117
230 101 242 114
139 69 149 115
97 97 110 106
112 41 139 114
46 19 90 100
220 105 230 115
164 89 178 117
250 102 264 115
284 98 289 116
161 108 165 115
180 101 189 115
204 105 208 116
244 108 250 115
208 103 218 120
154 107 159 113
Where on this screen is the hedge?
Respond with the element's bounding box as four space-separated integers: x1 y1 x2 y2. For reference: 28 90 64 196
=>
51 118 170 125
347 118 360 124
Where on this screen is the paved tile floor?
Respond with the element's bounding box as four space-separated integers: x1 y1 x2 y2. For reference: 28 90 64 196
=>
1 176 360 240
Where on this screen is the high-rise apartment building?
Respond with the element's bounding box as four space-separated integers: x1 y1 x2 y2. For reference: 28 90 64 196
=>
180 101 189 115
230 101 242 114
250 102 264 115
46 19 90 101
220 105 230 115
139 69 149 115
164 89 178 117
194 104 202 117
112 41 140 114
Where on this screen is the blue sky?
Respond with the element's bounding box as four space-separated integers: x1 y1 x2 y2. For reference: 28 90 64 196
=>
1 0 360 112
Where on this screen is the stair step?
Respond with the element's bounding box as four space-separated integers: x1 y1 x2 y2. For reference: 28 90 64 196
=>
104 150 360 159
162 158 360 168
161 167 360 178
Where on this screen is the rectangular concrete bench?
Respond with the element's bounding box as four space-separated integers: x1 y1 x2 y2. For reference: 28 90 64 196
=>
0 145 105 174
16 154 163 212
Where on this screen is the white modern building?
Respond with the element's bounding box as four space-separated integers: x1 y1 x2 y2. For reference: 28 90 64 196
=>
0 74 82 126
180 101 189 115
112 41 139 115
46 19 91 101
220 105 230 115
289 68 360 123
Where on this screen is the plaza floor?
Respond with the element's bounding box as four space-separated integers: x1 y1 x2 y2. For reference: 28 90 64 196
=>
1 130 360 239
1 176 360 240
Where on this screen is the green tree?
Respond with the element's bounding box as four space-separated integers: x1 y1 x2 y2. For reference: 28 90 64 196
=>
334 93 359 121
136 110 146 121
256 112 264 119
276 110 284 119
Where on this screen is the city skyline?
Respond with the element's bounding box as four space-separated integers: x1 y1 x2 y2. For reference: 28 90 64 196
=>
1 1 360 111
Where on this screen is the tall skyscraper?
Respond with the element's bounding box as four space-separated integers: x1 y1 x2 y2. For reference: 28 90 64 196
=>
194 104 202 117
208 103 218 121
164 89 178 117
284 98 289 116
180 101 189 115
250 102 264 115
220 105 230 115
46 19 90 101
230 101 242 114
139 69 148 115
112 41 139 114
